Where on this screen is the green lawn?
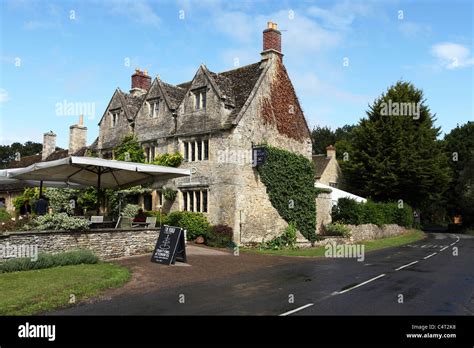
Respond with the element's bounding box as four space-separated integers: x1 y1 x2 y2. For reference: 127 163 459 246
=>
464 229 474 236
0 263 130 315
241 229 426 257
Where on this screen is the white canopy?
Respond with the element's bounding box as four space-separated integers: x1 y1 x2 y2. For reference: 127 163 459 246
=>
9 156 191 189
0 168 84 189
315 182 367 206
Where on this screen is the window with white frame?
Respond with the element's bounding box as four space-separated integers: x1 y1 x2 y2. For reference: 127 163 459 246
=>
183 139 209 162
182 190 208 213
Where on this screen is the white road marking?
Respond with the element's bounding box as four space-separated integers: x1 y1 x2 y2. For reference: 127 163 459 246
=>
395 261 418 271
333 274 386 295
421 245 428 248
440 246 449 251
423 252 437 259
280 303 314 316
450 242 456 246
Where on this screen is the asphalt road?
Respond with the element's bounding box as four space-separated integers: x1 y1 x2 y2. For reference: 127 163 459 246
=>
50 233 474 316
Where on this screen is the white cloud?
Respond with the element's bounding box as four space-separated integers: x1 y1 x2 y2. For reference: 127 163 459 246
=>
0 89 9 103
109 0 161 27
431 42 474 69
307 0 373 31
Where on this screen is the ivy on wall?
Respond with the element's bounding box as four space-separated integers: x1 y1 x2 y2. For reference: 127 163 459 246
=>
257 146 317 243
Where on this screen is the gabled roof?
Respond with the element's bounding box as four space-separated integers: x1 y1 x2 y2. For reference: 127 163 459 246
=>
98 88 146 125
313 154 331 179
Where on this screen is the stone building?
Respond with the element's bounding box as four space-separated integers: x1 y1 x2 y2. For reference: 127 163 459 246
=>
313 145 342 188
95 22 313 244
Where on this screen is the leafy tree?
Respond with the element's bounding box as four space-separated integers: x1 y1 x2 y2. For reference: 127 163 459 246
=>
443 122 474 224
0 141 43 168
456 154 474 225
342 81 451 212
114 134 145 163
311 124 356 160
311 126 336 154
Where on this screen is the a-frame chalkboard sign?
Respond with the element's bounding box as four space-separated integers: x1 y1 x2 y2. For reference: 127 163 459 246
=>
151 225 187 265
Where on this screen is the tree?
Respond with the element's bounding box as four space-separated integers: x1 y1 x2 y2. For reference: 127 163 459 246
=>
311 126 336 154
0 141 43 168
311 125 356 159
114 134 145 163
342 81 451 212
444 122 474 225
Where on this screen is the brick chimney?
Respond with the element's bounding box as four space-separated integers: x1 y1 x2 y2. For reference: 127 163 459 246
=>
326 145 336 158
69 115 87 155
42 131 56 160
131 68 151 91
262 21 282 58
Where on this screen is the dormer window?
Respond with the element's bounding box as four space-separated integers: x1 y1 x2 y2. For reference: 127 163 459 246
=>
110 112 119 127
194 88 206 110
148 99 159 118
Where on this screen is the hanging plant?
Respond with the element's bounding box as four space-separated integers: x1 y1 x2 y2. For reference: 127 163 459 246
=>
162 188 177 201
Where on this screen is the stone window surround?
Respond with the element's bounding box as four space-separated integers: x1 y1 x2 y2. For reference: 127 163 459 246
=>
192 87 207 110
182 138 209 162
109 109 120 128
147 98 160 118
181 188 208 213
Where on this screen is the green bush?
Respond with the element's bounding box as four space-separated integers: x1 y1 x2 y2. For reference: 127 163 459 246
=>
153 153 183 167
26 213 90 231
122 204 140 219
0 250 99 273
332 198 414 227
162 188 177 201
257 146 317 243
206 225 234 248
167 211 210 241
259 222 298 250
0 208 11 222
323 223 351 238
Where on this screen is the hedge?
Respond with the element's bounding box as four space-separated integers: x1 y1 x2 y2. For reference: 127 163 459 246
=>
166 211 210 241
332 198 413 227
257 146 317 242
0 250 99 273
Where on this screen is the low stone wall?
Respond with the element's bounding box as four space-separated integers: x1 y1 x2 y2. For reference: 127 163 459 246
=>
316 193 332 234
348 224 406 243
0 228 159 260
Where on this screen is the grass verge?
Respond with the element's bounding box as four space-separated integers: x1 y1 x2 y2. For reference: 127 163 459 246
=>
241 229 425 257
0 263 130 315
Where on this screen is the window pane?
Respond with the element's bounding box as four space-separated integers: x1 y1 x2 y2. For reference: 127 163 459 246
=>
196 191 201 212
195 93 200 110
184 142 188 161
191 142 195 161
202 91 206 109
197 141 202 161
204 139 209 160
202 190 208 213
150 147 155 162
189 191 194 212
183 191 187 211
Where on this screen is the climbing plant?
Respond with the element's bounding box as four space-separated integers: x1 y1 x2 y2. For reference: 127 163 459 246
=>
257 146 317 243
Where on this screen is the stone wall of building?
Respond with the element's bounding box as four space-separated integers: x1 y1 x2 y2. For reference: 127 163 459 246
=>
316 193 332 234
318 157 343 188
0 229 159 260
98 91 133 152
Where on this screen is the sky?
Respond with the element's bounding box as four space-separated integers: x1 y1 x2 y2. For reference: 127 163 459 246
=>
0 0 472 148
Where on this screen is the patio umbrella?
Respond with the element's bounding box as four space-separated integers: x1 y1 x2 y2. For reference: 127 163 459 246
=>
9 156 191 189
0 168 85 192
9 156 191 213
